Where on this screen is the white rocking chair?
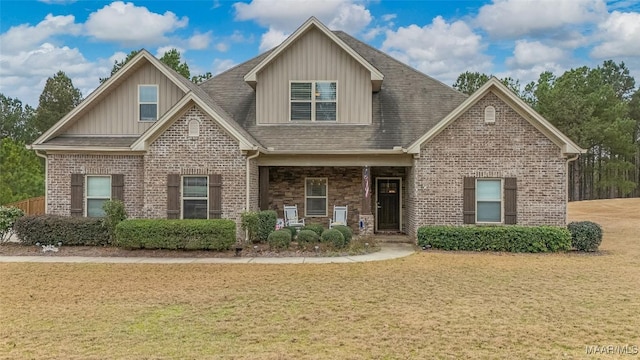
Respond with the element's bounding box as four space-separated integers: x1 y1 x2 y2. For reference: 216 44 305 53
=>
284 205 305 229
329 205 348 229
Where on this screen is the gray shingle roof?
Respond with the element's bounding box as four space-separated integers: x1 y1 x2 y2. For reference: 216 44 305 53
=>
43 136 138 147
199 31 467 151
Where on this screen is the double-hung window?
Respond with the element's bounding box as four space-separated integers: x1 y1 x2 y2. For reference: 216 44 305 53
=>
476 179 502 223
86 176 111 217
290 81 336 121
305 178 327 216
139 85 158 121
182 176 208 219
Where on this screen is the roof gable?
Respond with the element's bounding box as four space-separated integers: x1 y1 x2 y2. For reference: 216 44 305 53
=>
32 50 192 145
243 17 383 91
130 92 257 152
406 77 585 156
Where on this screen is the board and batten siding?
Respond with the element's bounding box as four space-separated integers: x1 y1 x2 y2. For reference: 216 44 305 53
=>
65 62 185 135
256 27 372 125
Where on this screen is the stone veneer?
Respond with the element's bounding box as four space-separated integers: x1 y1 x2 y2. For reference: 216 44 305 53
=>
406 92 568 237
144 106 248 237
47 154 144 217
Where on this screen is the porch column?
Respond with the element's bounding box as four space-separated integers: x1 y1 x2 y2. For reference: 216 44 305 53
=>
359 166 374 235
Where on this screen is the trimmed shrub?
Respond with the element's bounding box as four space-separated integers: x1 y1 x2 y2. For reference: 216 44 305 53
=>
417 225 571 253
14 215 110 246
0 206 24 244
257 210 277 243
301 224 324 237
283 226 298 238
568 221 603 252
332 225 353 246
240 211 259 243
321 229 346 249
267 229 291 250
115 219 236 250
103 200 127 241
297 229 320 247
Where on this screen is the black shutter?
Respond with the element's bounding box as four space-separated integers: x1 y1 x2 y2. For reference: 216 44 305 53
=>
209 174 222 219
463 177 476 224
504 178 517 225
70 174 84 217
167 174 180 219
111 174 124 202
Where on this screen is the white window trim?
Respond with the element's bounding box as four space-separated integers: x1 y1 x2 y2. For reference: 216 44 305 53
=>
304 177 328 217
85 175 111 217
181 175 209 219
138 84 159 122
289 81 338 122
475 178 504 224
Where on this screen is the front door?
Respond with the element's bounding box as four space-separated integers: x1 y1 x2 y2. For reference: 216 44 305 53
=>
377 178 400 231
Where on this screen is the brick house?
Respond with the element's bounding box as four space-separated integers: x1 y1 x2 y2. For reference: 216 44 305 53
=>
30 17 583 239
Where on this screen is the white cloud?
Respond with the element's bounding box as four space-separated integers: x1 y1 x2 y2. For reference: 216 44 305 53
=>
0 14 81 53
234 0 372 50
382 16 490 83
188 31 212 50
591 11 640 58
212 59 237 74
215 42 229 52
381 13 397 22
0 43 111 106
476 0 607 38
506 40 566 69
258 27 289 52
230 30 254 43
155 46 186 58
85 1 188 45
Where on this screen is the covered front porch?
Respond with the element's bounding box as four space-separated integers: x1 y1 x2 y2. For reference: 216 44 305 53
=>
254 153 411 235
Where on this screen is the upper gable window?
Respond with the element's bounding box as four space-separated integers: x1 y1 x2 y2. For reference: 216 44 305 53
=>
290 81 337 122
139 85 158 121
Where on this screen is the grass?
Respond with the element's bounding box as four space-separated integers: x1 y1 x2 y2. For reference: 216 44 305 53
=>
1 199 639 359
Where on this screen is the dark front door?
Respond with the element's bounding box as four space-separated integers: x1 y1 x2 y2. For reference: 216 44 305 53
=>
377 179 400 231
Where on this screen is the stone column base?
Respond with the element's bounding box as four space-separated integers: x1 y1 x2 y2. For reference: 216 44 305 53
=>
358 214 374 236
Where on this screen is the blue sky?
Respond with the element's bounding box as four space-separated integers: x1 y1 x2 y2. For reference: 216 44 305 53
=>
1 0 639 107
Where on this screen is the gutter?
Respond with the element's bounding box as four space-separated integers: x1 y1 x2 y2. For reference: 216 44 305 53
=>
565 153 581 224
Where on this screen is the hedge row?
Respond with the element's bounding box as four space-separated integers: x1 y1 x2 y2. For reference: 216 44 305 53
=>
417 225 571 253
115 219 236 250
14 215 110 246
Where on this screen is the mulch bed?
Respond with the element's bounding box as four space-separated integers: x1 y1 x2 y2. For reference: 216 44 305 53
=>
0 242 378 258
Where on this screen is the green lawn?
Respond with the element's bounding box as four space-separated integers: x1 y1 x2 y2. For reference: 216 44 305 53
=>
1 199 639 359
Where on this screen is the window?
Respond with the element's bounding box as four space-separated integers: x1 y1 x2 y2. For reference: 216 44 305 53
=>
290 81 336 121
476 179 502 223
86 176 111 217
305 178 327 216
182 176 208 219
139 85 158 121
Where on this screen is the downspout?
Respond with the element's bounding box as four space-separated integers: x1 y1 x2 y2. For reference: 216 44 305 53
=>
244 149 260 243
34 149 48 214
565 153 580 224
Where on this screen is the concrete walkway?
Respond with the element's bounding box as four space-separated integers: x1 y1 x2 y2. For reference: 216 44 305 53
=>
0 243 415 264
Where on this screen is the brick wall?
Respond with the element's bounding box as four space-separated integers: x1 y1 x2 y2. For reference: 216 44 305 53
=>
144 106 248 237
407 92 567 236
47 154 144 217
268 166 362 231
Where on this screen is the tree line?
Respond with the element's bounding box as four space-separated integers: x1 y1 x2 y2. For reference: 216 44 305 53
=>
453 60 640 200
2 55 638 204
